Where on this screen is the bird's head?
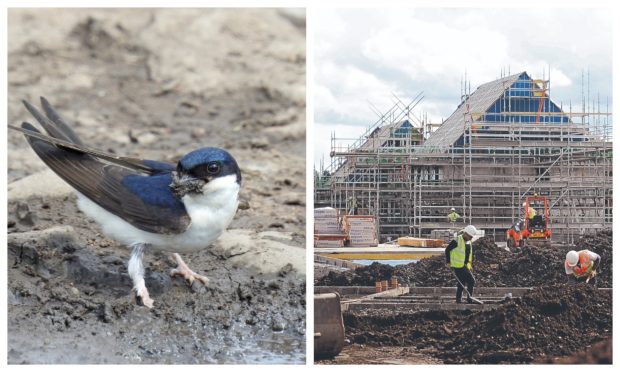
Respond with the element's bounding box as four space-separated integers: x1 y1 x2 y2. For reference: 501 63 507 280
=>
170 147 241 197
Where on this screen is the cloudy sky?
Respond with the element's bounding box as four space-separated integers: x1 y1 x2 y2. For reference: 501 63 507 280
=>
313 8 612 167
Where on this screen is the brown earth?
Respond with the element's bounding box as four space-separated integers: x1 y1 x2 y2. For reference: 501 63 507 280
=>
538 337 612 364
8 9 306 364
341 284 612 364
316 232 612 288
315 344 442 365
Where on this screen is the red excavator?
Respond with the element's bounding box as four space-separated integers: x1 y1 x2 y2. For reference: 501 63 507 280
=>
506 196 552 250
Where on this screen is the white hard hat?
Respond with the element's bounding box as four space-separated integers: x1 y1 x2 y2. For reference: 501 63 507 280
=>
566 251 579 267
523 202 527 207
450 207 455 211
463 225 477 237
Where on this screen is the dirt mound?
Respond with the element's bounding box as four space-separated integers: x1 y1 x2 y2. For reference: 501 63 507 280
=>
439 284 612 363
394 237 512 287
317 262 395 286
316 232 612 288
538 337 612 364
344 284 612 364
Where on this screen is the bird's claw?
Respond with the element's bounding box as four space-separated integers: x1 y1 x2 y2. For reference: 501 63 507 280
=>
170 267 210 287
137 287 154 308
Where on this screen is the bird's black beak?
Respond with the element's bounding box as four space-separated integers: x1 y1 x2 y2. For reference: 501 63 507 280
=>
170 171 207 197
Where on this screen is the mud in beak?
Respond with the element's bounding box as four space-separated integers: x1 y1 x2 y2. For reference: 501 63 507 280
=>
170 172 207 197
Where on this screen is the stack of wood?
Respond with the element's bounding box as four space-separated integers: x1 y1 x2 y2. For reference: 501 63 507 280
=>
314 207 346 248
397 236 445 248
343 215 378 247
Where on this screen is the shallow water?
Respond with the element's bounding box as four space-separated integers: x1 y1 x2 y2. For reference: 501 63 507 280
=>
352 259 419 266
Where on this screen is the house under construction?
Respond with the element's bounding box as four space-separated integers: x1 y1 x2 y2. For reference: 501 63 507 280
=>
315 71 612 243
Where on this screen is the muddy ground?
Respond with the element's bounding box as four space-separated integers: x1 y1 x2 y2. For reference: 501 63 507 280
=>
8 9 306 364
341 284 612 364
317 231 612 288
316 231 612 364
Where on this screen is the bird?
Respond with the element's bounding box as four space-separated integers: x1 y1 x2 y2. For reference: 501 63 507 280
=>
10 97 242 308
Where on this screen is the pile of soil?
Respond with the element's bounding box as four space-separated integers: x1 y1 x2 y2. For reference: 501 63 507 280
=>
316 232 612 288
538 337 612 364
343 284 612 364
317 262 395 286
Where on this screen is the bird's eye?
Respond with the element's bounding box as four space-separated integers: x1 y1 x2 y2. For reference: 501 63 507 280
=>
206 161 222 175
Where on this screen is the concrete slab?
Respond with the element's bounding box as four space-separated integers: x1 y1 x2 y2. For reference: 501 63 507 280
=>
408 287 533 297
347 302 499 311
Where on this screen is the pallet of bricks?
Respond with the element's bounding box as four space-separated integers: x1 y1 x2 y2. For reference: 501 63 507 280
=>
343 215 378 247
314 207 347 248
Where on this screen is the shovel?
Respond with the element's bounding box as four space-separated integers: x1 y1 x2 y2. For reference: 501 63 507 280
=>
452 270 484 305
586 269 598 284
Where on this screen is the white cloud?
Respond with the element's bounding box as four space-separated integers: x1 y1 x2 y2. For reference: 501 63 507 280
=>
315 61 401 124
362 14 510 85
313 8 612 166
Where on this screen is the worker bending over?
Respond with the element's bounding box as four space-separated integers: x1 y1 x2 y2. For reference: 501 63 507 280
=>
565 250 601 284
445 225 477 303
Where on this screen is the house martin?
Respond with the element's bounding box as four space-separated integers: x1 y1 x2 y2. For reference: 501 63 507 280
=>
10 97 242 308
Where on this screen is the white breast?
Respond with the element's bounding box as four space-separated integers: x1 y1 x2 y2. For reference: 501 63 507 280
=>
76 174 240 253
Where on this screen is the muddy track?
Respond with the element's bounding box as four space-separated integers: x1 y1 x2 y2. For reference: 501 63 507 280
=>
8 9 306 364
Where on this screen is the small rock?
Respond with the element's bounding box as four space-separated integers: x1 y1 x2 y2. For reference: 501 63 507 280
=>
278 263 294 277
283 195 305 206
8 226 80 262
8 169 73 200
237 285 252 302
245 316 258 326
136 131 158 145
191 127 206 139
249 138 269 149
99 303 114 323
271 318 287 332
268 280 281 290
15 201 36 225
101 255 123 265
238 198 250 210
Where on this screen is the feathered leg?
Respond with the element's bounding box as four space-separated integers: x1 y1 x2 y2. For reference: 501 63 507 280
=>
128 243 154 308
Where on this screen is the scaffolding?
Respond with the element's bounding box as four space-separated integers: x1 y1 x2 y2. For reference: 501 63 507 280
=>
315 72 612 243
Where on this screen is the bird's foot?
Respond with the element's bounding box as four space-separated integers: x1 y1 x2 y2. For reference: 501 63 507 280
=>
170 253 210 287
136 287 154 308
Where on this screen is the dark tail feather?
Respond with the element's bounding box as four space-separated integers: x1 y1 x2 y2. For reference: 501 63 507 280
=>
40 97 84 145
22 98 83 145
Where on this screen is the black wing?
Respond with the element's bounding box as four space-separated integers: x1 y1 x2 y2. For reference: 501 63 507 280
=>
13 99 190 234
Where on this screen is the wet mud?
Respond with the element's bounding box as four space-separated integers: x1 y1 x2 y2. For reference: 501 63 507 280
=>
8 9 306 364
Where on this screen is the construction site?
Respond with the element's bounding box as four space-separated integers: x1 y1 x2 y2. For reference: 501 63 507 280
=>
313 71 613 364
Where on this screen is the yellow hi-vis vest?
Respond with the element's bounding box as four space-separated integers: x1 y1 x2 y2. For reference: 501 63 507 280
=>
450 234 472 269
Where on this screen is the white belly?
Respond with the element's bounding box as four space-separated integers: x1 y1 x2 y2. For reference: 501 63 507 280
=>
76 175 240 253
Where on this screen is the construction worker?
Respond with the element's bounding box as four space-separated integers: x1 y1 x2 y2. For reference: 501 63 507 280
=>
524 202 537 219
347 196 357 215
565 250 601 284
447 208 461 224
445 225 478 304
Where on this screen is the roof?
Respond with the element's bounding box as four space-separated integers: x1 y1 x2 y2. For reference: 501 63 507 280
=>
331 120 415 179
357 119 413 151
422 72 525 150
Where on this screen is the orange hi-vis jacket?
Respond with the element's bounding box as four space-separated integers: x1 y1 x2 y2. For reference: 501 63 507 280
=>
565 250 594 278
